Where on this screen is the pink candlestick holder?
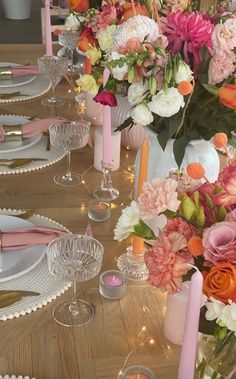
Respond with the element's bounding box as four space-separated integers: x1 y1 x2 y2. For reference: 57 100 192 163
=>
92 161 119 201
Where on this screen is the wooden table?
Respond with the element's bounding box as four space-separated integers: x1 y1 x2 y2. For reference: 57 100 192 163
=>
0 45 181 379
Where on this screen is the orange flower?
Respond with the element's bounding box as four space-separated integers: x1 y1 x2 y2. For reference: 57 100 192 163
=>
78 30 97 53
203 262 236 303
187 236 204 257
178 81 193 96
120 3 149 23
186 162 205 180
218 84 236 110
213 132 228 149
68 0 89 12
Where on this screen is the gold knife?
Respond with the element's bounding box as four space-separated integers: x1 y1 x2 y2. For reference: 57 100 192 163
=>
0 290 40 308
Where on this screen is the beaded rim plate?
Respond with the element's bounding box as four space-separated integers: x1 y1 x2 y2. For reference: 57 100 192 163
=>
0 376 36 379
0 209 71 321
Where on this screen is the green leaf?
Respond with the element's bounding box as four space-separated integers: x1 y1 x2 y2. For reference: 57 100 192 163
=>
202 84 219 97
115 117 133 132
173 135 190 168
133 220 156 240
157 128 169 150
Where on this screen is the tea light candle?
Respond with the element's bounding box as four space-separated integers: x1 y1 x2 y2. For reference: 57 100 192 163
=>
99 270 127 300
88 200 111 222
121 365 155 379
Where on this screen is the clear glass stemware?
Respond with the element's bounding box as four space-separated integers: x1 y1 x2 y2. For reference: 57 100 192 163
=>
58 30 80 75
46 234 104 327
49 121 90 186
37 56 68 106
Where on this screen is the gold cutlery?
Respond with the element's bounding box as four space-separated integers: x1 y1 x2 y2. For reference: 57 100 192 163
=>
0 92 30 99
17 209 36 219
0 290 40 308
0 158 48 169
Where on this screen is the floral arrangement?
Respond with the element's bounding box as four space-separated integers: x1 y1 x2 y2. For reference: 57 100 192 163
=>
114 137 236 377
68 0 236 166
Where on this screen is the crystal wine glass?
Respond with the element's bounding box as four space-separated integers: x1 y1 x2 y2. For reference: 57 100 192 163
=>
58 30 80 75
37 56 68 106
49 121 90 186
46 234 104 327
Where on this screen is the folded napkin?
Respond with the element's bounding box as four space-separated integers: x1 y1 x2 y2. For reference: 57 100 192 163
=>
0 65 40 79
0 117 65 142
1 226 68 251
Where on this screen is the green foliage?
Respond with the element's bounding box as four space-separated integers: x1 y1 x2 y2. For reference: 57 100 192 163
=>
133 220 156 240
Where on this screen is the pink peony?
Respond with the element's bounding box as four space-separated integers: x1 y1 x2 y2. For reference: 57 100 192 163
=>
97 5 117 30
94 91 117 106
212 19 236 52
163 11 214 73
214 165 236 209
165 217 196 240
138 178 180 219
203 221 236 264
145 234 193 293
208 50 235 85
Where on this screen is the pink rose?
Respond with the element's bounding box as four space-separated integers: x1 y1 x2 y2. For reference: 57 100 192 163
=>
203 221 236 264
212 19 236 52
226 209 236 222
208 50 235 85
94 91 117 106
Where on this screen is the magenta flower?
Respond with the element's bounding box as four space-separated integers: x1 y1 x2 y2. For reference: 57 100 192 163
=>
163 11 214 73
94 91 117 107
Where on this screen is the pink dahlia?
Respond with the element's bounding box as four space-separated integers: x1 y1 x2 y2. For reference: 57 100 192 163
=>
163 11 214 73
144 234 193 293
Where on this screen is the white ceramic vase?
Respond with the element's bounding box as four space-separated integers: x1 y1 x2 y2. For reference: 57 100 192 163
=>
135 126 220 188
1 0 32 19
111 95 146 150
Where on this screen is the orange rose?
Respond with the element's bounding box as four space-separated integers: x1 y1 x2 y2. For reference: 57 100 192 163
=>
78 30 97 53
218 84 236 110
68 0 89 13
120 3 149 23
203 262 236 303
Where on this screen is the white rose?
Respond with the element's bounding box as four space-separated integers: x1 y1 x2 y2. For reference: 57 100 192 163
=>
217 301 236 332
128 82 149 106
205 298 225 321
175 61 193 84
97 25 117 52
114 201 140 241
108 52 128 81
113 15 160 49
64 14 81 31
131 103 154 126
148 88 185 118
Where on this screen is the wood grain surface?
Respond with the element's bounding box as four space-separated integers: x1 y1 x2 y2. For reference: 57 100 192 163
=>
0 45 223 379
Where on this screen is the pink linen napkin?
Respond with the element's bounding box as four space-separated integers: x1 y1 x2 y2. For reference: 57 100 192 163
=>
1 226 68 251
11 65 39 77
0 117 65 141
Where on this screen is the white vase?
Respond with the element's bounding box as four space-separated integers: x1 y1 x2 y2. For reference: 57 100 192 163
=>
135 126 220 189
1 0 32 19
111 95 146 150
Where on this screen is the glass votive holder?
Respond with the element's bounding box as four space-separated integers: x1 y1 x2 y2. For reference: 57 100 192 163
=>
120 365 156 379
88 199 111 222
99 270 127 300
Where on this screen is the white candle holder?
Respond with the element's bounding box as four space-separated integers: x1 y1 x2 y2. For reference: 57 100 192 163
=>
117 246 148 281
92 162 119 201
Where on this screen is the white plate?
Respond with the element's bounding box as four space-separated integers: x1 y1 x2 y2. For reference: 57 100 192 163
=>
0 115 42 153
0 215 46 282
0 62 36 88
0 375 36 379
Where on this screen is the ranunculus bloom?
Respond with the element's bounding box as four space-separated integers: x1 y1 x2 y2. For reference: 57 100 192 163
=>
218 84 236 109
94 91 117 106
78 28 97 52
203 222 236 264
138 177 180 218
145 234 193 293
214 165 236 209
203 262 236 303
68 0 89 13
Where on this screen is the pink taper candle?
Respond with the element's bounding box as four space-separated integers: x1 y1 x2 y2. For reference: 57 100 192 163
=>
102 68 112 166
178 269 203 379
45 0 53 56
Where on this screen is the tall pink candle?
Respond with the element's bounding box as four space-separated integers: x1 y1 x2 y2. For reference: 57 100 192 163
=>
102 68 112 166
45 0 53 56
178 270 203 379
